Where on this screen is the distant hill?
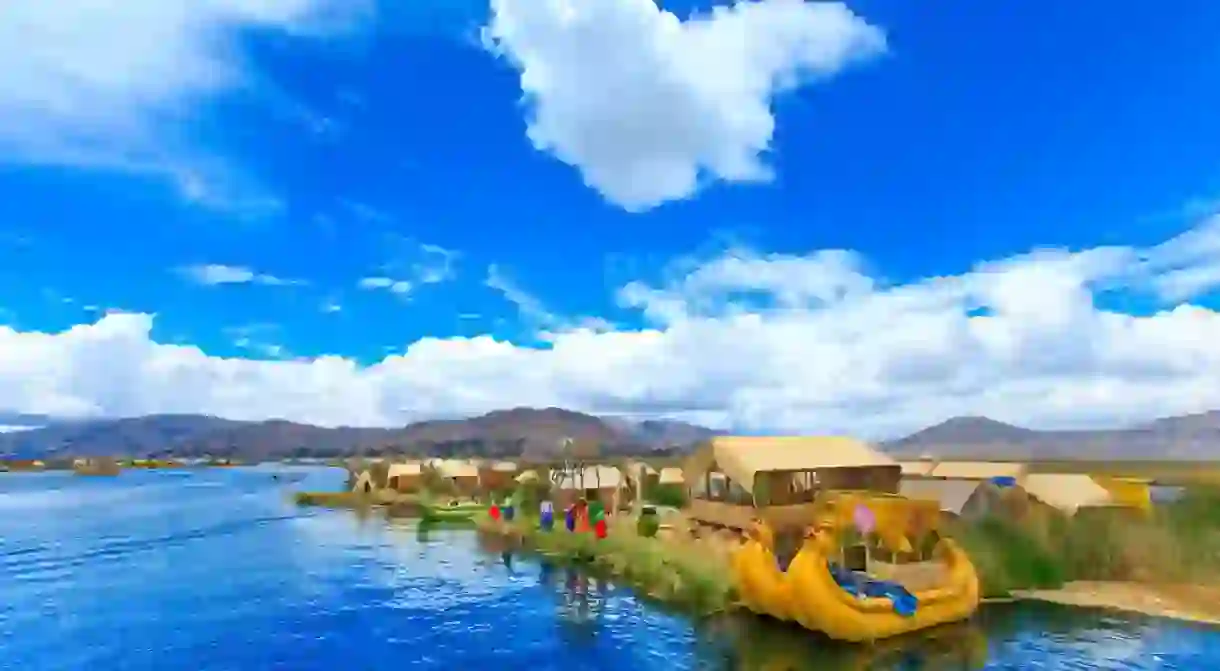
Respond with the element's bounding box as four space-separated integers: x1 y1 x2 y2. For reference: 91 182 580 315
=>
0 408 717 461
8 405 1215 462
882 410 1220 461
609 417 724 447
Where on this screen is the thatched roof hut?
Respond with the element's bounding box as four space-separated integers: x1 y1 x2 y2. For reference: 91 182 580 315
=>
684 436 900 502
657 467 685 485
554 465 623 491
899 478 1002 520
1019 473 1114 515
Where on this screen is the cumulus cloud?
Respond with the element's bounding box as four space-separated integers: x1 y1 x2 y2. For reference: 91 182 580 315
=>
0 0 371 202
4 218 1220 437
484 0 886 210
177 264 304 286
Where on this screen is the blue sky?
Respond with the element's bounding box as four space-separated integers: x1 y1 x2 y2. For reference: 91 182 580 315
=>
1 0 1219 433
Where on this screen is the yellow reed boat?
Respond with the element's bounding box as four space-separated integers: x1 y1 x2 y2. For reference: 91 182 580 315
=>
731 494 980 643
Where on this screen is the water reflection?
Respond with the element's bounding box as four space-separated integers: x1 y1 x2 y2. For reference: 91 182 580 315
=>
522 550 987 670
535 564 605 631
469 515 1220 670
703 614 987 670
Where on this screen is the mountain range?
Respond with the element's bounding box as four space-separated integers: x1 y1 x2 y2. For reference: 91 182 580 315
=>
0 408 723 461
1 407 1218 462
880 413 1220 461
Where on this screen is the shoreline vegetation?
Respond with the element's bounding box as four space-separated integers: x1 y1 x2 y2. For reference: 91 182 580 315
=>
291 457 1220 626
1012 582 1220 626
293 490 426 518
471 487 1220 626
477 513 736 616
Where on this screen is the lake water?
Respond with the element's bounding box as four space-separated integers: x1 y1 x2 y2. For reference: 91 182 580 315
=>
2 466 1218 670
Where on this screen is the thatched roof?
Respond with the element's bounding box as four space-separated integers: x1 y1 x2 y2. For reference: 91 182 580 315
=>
899 478 988 515
434 460 478 479
515 469 540 483
387 462 422 479
555 465 622 490
685 436 896 494
1020 473 1113 514
487 461 519 472
657 467 685 485
927 461 1026 480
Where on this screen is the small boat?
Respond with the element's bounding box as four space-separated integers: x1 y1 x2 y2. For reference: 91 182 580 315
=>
420 499 484 523
732 494 980 643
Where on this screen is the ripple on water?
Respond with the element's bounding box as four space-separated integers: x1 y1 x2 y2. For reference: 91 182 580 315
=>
1 467 1219 671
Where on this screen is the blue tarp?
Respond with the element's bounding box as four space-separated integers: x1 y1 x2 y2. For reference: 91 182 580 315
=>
991 476 1017 488
828 564 919 617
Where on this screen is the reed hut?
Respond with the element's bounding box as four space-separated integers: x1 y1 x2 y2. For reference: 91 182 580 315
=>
683 436 901 534
386 462 423 493
350 469 376 494
434 460 480 496
898 478 1002 522
478 461 520 493
554 465 623 511
1018 473 1115 516
658 467 685 486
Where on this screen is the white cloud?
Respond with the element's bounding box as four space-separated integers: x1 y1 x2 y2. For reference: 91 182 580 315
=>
485 264 560 327
485 265 615 337
0 0 371 204
5 219 1220 437
483 0 885 211
415 244 459 284
177 264 303 287
357 240 460 298
225 323 289 360
358 277 413 295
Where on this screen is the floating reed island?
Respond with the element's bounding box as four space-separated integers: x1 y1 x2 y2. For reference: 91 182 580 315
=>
294 457 515 514
73 457 122 476
294 441 1220 629
293 489 421 510
477 510 737 616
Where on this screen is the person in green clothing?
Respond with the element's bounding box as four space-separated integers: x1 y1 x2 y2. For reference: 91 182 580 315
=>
588 499 605 522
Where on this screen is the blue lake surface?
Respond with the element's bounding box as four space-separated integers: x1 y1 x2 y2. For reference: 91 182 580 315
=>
2 466 1219 670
